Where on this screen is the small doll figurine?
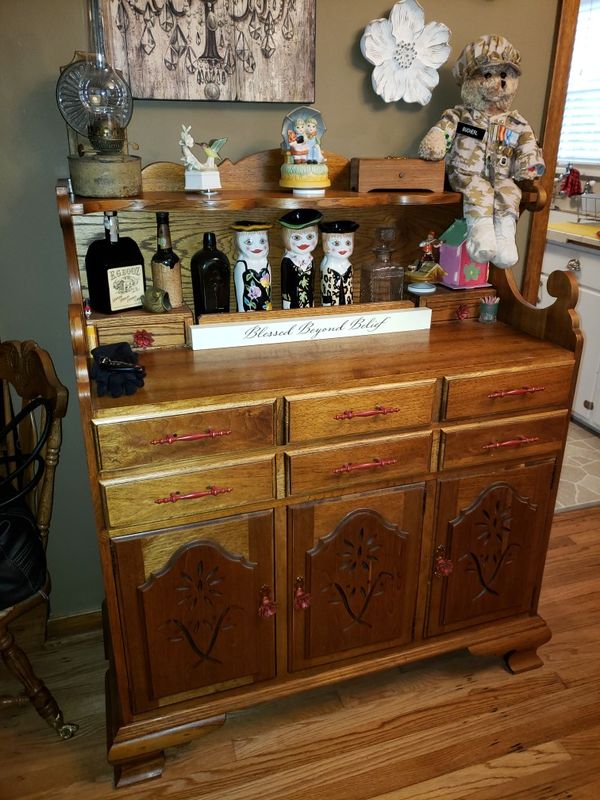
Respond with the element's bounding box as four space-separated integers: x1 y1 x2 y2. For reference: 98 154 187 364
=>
418 231 441 266
319 220 359 306
231 221 273 312
279 209 323 309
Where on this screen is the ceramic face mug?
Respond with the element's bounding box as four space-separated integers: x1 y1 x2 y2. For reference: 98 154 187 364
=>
231 222 273 312
319 220 359 306
279 209 323 309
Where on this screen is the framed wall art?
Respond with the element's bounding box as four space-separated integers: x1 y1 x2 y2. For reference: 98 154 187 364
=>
100 0 316 103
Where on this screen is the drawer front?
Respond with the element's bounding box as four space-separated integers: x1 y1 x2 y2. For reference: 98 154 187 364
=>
95 401 276 470
440 411 569 471
286 432 433 495
443 364 573 422
102 456 275 529
285 380 436 443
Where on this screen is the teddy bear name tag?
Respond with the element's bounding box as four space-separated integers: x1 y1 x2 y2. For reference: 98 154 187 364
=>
190 304 432 350
457 122 485 140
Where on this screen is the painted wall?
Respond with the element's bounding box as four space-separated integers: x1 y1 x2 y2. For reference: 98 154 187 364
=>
0 0 559 617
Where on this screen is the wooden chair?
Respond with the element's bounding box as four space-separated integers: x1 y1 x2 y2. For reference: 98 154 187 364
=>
0 340 78 738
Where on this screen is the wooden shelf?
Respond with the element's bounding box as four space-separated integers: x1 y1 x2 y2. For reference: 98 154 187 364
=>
60 187 463 216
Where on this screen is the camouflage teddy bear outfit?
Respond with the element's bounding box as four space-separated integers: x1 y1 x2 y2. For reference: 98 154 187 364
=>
436 104 544 223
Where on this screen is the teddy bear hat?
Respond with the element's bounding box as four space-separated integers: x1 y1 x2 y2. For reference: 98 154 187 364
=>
452 34 521 84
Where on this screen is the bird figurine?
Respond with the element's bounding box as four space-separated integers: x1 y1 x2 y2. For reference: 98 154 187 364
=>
179 125 227 192
179 125 227 172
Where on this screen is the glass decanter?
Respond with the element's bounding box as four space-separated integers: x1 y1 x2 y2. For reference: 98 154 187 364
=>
360 227 404 303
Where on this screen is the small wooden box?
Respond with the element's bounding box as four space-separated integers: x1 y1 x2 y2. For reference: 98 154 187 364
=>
86 304 194 351
350 158 445 193
409 285 497 323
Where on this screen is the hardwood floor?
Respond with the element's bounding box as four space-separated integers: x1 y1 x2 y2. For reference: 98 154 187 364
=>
2 506 600 800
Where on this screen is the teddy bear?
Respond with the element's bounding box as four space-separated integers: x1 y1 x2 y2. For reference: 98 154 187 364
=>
418 35 545 268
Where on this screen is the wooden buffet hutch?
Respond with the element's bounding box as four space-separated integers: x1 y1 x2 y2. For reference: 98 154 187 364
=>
57 151 582 787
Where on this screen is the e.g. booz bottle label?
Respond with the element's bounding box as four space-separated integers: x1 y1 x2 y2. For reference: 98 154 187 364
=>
106 264 145 311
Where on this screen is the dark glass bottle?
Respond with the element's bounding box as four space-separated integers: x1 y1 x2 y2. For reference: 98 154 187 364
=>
190 232 230 320
151 212 183 307
85 212 146 314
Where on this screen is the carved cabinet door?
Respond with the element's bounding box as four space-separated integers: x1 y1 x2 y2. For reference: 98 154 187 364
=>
288 484 424 672
112 510 275 713
427 460 556 637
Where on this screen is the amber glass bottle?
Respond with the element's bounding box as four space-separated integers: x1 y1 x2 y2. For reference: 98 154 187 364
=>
190 232 230 320
151 212 183 307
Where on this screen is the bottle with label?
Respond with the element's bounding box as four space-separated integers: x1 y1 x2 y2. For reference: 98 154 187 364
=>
190 232 231 320
151 212 183 307
85 212 146 314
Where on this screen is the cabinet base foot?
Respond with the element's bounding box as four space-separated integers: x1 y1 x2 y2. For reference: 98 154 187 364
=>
113 751 166 788
468 615 551 674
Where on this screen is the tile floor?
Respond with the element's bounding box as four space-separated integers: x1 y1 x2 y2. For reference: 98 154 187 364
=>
556 421 600 511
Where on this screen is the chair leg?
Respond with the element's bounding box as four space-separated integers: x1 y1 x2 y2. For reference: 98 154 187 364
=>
0 626 78 739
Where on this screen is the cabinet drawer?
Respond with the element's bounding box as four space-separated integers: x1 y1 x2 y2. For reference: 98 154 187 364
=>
439 410 568 471
443 364 573 422
95 401 276 470
286 432 432 495
285 380 436 443
101 456 275 529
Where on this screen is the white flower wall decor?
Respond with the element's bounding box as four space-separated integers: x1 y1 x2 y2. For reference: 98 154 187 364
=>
360 0 451 106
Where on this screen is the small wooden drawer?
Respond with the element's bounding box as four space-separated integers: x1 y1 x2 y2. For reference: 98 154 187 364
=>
439 410 569 471
101 456 276 529
94 401 276 470
286 432 432 495
285 380 436 443
443 364 573 422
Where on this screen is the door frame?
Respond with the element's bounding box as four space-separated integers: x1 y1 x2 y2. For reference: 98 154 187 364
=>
522 0 581 303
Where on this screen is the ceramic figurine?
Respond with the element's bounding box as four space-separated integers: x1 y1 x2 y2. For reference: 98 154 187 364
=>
179 124 227 192
231 221 273 312
280 106 330 196
278 209 323 309
319 220 359 306
141 287 172 313
418 231 441 266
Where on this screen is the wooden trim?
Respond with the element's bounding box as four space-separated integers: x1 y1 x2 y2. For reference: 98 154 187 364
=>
47 609 103 639
522 0 581 304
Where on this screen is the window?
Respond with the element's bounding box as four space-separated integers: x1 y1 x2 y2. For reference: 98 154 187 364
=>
557 0 600 164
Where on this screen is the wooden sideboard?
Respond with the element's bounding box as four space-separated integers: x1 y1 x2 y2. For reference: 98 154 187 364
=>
57 151 581 788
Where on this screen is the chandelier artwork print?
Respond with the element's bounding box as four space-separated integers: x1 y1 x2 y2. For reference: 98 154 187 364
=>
100 0 315 102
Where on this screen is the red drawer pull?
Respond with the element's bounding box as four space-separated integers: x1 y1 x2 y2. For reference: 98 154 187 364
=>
334 405 400 420
487 386 545 399
258 585 277 618
294 577 311 610
333 457 397 474
154 485 233 504
482 435 540 451
150 428 232 445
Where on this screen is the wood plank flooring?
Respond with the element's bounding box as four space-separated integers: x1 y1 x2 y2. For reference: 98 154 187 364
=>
1 506 599 800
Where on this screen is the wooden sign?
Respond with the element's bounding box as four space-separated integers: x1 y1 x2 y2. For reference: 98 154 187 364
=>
101 0 316 103
190 304 432 350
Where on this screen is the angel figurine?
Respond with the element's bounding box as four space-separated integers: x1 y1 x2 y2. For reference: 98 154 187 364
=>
179 124 227 192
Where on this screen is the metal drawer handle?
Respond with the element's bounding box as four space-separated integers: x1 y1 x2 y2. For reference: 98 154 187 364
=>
154 485 233 504
482 435 540 451
150 428 232 445
334 405 400 420
566 258 581 272
487 386 545 399
333 457 397 474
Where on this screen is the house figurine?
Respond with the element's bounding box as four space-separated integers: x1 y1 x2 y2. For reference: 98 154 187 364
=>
438 219 489 289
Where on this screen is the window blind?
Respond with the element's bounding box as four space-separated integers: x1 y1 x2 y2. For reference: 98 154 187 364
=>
557 0 600 164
